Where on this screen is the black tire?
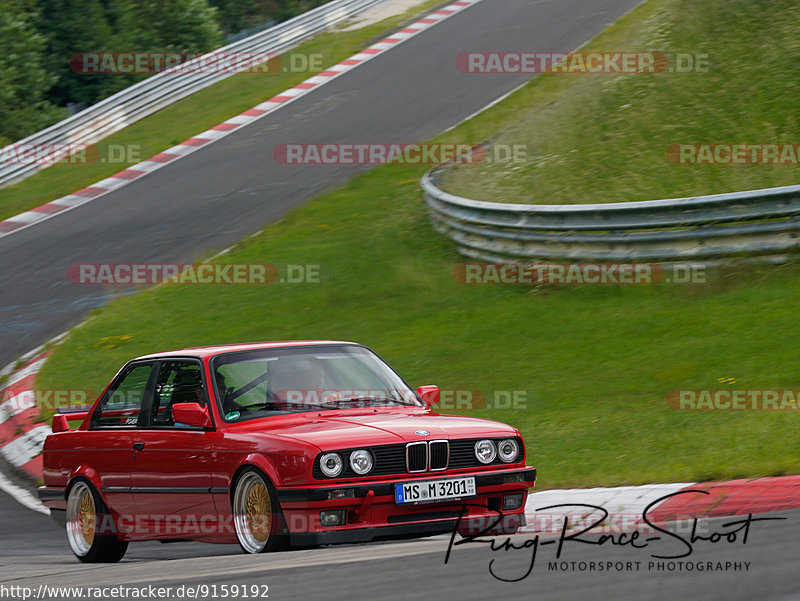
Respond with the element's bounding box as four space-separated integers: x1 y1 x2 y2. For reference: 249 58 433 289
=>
65 479 128 563
232 468 288 553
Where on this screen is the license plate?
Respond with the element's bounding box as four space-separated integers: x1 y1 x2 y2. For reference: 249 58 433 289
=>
395 476 476 504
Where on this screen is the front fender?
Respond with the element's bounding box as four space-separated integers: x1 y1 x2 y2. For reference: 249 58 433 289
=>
233 453 282 488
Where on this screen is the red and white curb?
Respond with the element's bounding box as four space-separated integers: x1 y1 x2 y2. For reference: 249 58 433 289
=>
524 476 800 534
0 350 51 481
523 483 694 534
0 345 54 514
0 0 483 240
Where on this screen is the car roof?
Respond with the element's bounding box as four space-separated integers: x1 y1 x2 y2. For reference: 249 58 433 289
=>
133 340 360 361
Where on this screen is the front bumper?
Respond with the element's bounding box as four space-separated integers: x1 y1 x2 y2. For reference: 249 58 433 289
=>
278 467 535 546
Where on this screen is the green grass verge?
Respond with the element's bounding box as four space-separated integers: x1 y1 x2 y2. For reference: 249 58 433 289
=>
36 0 800 489
0 0 445 222
442 0 800 204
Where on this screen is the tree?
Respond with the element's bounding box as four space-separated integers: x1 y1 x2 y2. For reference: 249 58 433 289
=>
36 0 119 108
0 0 66 143
116 0 223 53
208 0 272 36
274 0 325 23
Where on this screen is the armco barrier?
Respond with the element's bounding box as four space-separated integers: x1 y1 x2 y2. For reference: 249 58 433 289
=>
421 164 800 262
0 0 388 188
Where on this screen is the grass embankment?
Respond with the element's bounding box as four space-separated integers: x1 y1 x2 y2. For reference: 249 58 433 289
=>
0 0 444 221
442 0 800 204
38 0 800 489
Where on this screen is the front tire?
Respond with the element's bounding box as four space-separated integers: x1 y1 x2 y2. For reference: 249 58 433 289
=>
232 469 286 553
66 480 128 563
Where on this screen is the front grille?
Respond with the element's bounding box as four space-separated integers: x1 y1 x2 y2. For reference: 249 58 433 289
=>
406 442 427 472
448 439 480 469
429 441 449 470
313 436 522 479
406 440 449 473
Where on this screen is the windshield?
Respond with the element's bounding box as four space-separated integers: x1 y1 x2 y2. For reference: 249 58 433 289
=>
211 345 422 422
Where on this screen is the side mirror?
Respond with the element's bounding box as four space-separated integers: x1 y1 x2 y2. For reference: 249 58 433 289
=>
416 385 440 407
171 403 213 428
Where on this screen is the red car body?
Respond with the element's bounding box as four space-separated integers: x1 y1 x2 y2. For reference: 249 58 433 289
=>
38 341 535 560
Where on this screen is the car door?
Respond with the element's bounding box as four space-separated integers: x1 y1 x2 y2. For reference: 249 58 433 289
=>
86 361 157 517
129 359 216 537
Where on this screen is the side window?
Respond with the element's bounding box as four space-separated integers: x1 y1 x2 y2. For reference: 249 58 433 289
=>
150 361 205 427
92 364 153 428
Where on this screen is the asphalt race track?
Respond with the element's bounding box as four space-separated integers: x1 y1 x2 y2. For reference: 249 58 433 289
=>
1 489 798 600
0 0 643 368
2 1 797 599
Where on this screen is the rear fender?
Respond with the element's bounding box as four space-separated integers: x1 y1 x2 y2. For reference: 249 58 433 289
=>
68 465 104 500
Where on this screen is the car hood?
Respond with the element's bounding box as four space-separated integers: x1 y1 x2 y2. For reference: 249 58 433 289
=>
228 409 519 450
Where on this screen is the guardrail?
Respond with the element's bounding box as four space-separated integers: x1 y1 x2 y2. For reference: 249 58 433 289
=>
421 164 800 263
0 0 388 188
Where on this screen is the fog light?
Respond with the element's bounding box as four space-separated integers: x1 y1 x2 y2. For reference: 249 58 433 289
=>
320 510 346 527
503 493 523 511
326 488 356 500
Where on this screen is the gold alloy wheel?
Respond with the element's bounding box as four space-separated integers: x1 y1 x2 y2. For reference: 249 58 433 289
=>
246 480 272 542
66 482 97 557
234 471 275 553
79 489 96 545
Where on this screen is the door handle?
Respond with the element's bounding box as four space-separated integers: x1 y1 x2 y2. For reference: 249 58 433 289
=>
133 442 145 451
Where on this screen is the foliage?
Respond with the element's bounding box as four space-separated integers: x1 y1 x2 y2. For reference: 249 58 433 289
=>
0 0 66 141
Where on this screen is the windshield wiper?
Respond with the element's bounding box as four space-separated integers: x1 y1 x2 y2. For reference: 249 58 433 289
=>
250 394 416 412
327 395 412 407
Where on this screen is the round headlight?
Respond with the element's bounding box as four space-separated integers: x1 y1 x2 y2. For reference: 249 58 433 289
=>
498 438 519 463
474 439 497 464
349 449 373 475
320 453 343 477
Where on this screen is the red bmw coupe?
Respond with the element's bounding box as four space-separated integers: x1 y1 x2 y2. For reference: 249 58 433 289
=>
38 341 536 562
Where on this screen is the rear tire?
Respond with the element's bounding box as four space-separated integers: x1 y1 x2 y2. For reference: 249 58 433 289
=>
66 479 128 563
232 469 287 553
